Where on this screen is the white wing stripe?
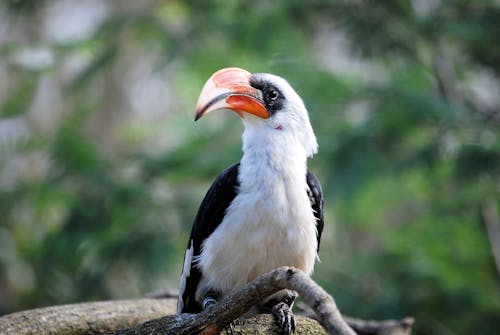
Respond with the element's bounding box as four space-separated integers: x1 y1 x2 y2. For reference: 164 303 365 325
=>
177 240 194 313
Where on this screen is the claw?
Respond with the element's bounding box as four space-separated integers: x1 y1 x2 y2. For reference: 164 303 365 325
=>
224 321 235 335
271 302 296 335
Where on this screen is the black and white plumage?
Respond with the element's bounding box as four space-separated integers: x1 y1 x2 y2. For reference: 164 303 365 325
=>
177 68 324 334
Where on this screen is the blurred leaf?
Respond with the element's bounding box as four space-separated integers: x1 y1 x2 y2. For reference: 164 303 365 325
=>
68 44 118 92
0 72 37 118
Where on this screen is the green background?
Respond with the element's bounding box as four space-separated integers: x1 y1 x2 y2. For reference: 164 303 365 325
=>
1 1 499 334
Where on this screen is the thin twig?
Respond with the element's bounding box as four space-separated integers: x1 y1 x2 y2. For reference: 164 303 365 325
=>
482 198 500 277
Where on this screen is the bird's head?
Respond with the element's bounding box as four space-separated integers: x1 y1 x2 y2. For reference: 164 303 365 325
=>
195 67 318 158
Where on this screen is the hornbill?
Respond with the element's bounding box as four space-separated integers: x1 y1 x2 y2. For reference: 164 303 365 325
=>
177 67 324 335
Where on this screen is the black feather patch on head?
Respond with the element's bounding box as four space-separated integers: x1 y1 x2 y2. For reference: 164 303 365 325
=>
250 77 285 116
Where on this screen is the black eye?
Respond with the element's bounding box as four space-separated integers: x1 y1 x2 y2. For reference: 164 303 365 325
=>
265 89 279 102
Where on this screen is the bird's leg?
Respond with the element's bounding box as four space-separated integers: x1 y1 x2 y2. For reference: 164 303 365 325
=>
202 291 235 335
260 290 298 335
202 291 220 310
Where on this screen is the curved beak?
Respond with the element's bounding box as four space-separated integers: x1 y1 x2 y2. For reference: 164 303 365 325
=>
194 67 269 121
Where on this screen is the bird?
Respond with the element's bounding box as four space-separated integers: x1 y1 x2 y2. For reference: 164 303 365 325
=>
177 67 324 335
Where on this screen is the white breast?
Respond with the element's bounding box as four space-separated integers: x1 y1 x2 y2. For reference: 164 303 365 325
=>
196 128 318 300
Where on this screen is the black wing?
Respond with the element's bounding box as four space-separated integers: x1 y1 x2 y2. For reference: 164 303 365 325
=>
306 171 324 252
179 163 240 313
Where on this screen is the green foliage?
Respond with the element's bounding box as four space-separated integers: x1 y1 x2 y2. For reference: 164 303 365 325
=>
1 1 499 335
0 69 38 118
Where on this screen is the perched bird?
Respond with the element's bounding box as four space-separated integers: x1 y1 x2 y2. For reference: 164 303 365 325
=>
177 67 324 334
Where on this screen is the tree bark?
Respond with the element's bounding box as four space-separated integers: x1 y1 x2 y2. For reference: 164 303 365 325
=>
0 267 413 335
0 298 176 335
103 267 355 335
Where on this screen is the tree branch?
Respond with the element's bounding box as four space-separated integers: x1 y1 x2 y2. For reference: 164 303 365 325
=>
0 298 177 335
343 316 414 335
104 267 355 335
482 198 500 277
0 267 414 335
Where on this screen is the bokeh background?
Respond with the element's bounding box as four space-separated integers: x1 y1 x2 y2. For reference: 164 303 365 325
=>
1 1 499 334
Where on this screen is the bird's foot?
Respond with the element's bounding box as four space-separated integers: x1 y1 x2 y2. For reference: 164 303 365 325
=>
271 302 296 335
223 321 236 335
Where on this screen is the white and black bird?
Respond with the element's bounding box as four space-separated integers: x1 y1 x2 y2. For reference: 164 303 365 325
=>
177 67 324 334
